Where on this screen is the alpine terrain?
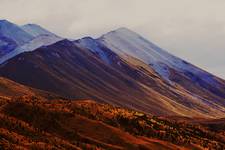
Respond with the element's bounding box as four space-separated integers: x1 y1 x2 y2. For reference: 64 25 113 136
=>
0 20 224 150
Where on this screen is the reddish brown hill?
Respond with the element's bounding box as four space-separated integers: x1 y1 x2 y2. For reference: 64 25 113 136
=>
0 77 61 101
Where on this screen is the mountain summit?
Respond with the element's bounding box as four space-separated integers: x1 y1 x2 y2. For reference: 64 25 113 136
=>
21 23 58 37
98 27 225 99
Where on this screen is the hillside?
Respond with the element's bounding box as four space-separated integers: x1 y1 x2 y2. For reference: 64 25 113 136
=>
0 95 224 150
0 77 61 100
0 38 225 118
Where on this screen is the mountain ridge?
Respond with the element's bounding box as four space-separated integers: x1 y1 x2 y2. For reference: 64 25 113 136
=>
21 23 59 37
0 20 62 64
0 21 225 118
0 20 34 45
0 21 225 149
98 27 225 101
0 37 225 118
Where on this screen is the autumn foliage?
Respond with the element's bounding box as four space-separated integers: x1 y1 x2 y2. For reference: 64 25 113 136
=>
0 96 224 150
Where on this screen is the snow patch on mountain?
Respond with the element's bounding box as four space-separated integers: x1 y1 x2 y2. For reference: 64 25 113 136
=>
0 21 63 64
98 27 221 86
75 37 111 64
21 24 57 37
0 34 62 64
0 36 17 57
0 20 34 45
98 27 175 80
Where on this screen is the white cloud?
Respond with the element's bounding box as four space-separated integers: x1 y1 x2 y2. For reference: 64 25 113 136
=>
0 0 225 79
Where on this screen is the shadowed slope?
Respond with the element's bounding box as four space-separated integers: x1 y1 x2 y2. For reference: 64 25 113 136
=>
0 77 61 100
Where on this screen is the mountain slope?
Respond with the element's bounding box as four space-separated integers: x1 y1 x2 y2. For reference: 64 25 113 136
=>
98 28 225 105
0 38 225 118
99 27 225 85
0 20 34 57
0 36 17 58
0 39 168 115
76 36 225 118
1 76 63 98
0 20 33 45
21 24 57 37
0 34 62 64
0 21 62 64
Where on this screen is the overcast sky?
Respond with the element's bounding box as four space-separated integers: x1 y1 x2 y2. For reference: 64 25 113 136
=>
1 0 225 79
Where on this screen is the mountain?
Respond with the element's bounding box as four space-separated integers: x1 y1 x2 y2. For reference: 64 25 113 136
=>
0 34 62 64
0 24 225 149
0 20 62 64
98 28 225 103
0 39 165 114
0 36 225 118
75 37 112 63
21 23 57 37
0 20 33 45
0 36 17 58
0 20 34 57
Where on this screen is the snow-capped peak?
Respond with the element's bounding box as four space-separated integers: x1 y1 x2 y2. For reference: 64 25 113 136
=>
0 34 62 64
21 24 57 37
108 27 137 34
0 20 34 45
0 21 64 64
98 27 169 64
0 20 9 23
98 27 221 86
101 27 141 41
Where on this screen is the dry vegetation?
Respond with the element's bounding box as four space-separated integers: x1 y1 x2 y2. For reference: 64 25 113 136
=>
0 95 224 150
